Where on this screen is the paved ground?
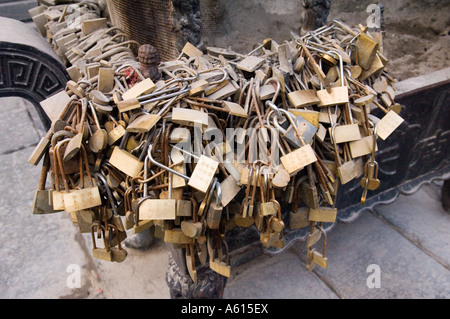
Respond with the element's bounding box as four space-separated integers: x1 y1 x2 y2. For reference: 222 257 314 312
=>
0 95 448 300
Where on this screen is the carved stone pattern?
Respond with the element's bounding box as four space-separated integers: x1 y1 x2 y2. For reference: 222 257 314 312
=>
172 0 203 50
166 251 227 299
0 43 70 129
300 0 332 34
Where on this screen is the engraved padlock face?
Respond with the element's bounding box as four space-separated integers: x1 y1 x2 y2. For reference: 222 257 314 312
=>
138 199 177 220
63 186 102 212
280 144 317 175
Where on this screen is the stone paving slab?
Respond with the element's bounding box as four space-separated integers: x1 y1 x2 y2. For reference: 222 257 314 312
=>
0 97 43 155
0 146 95 299
223 251 339 299
290 207 450 299
373 183 450 269
82 234 171 299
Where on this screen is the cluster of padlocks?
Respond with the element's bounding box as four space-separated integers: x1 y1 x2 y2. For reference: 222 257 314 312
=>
29 2 404 282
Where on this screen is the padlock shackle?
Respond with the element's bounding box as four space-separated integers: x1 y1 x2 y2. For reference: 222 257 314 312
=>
147 145 190 181
279 108 307 147
371 122 378 159
88 100 102 130
172 67 198 80
212 178 222 206
316 225 327 256
198 67 228 85
135 195 153 223
139 82 190 107
55 139 71 192
268 108 286 135
330 124 343 166
265 100 283 120
138 81 182 101
95 172 119 216
116 63 145 81
264 77 281 103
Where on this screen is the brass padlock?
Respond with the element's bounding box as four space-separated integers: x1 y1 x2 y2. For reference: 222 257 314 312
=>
331 124 358 185
63 145 102 213
87 101 108 153
354 32 379 70
316 51 349 107
206 180 223 230
287 74 320 108
49 129 79 175
259 167 278 217
208 233 231 278
75 209 96 233
63 99 87 162
181 197 202 238
308 207 338 223
107 224 128 263
91 224 112 261
32 153 61 215
306 225 328 270
298 166 320 209
51 138 72 211
105 115 126 145
109 142 144 179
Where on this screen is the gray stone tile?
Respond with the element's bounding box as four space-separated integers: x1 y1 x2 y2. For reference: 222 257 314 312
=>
20 97 46 137
291 211 450 299
0 97 42 155
0 146 95 298
0 146 41 208
223 251 338 299
83 235 171 299
373 184 450 269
